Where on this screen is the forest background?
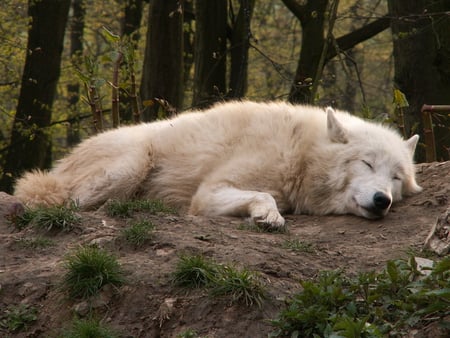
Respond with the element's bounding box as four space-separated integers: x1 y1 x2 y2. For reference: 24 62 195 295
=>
0 0 449 193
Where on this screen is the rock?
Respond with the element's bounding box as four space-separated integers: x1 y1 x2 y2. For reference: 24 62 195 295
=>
0 192 24 227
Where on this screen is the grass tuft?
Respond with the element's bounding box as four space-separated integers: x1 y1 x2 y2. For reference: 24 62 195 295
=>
105 199 176 218
176 328 201 338
211 264 266 307
15 236 55 250
61 245 125 299
172 254 218 288
61 318 119 338
172 254 266 307
282 238 316 253
13 204 81 232
237 222 287 234
121 220 155 247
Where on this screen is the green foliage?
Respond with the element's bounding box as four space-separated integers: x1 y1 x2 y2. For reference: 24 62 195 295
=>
172 254 266 307
12 204 81 232
0 304 38 332
172 254 219 288
282 238 316 253
271 257 450 337
121 220 155 247
61 245 125 299
61 318 120 338
105 199 176 218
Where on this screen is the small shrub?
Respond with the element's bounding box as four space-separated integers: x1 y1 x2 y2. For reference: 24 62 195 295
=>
172 254 219 288
211 265 266 307
61 245 125 299
105 199 176 218
61 318 119 338
282 238 316 253
13 204 81 232
0 304 38 332
271 256 450 337
121 220 155 247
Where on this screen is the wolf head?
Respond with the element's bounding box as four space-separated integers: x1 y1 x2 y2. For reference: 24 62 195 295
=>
326 107 422 219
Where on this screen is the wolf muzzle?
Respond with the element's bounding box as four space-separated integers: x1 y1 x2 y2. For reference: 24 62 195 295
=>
372 191 392 216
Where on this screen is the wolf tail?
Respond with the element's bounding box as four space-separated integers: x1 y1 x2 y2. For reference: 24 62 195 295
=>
14 170 69 207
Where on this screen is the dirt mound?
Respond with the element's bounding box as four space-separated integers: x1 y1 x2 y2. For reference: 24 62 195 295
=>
1 162 449 337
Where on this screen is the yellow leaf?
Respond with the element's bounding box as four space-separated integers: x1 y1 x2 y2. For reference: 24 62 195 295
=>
393 89 409 108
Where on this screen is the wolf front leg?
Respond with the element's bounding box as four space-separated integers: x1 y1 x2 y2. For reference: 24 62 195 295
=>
189 184 285 229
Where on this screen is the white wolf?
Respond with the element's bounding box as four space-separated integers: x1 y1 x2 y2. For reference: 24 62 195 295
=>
14 101 421 228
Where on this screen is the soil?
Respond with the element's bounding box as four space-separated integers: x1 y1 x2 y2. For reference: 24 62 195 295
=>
1 161 449 338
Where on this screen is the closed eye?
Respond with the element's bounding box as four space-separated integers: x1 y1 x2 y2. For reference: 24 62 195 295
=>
393 175 401 181
362 160 373 170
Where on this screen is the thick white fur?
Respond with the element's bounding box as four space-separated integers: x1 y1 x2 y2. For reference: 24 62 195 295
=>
14 101 421 228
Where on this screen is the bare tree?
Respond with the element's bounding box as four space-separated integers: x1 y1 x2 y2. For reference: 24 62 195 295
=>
0 0 71 193
282 0 390 104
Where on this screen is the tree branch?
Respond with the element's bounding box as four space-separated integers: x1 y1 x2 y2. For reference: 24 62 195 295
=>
326 16 390 62
280 0 304 20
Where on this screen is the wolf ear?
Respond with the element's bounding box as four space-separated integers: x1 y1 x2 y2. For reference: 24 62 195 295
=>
326 107 348 143
405 134 419 156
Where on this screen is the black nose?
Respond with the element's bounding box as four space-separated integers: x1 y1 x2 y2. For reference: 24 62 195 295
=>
373 192 391 210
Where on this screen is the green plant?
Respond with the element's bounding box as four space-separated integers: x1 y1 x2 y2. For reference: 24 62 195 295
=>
172 254 219 288
61 318 119 338
121 220 155 247
0 304 38 332
176 328 200 338
172 255 266 307
282 238 316 253
105 199 176 218
270 256 450 337
13 204 81 232
211 264 266 307
61 245 125 299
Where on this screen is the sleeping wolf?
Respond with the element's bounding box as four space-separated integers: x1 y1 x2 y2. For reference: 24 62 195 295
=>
14 101 421 228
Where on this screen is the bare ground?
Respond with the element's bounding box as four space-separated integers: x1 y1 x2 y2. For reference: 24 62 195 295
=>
0 161 449 338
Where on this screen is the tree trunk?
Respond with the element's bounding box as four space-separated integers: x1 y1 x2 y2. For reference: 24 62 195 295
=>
119 0 145 123
389 0 450 161
192 0 227 107
183 0 195 94
284 0 328 104
140 0 184 121
0 0 71 193
67 0 85 147
228 0 255 99
120 0 145 44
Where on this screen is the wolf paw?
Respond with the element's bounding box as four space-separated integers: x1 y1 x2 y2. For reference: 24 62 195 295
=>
252 209 285 230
